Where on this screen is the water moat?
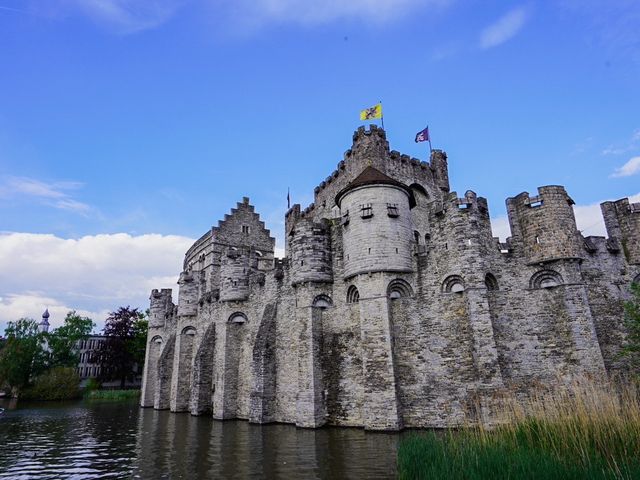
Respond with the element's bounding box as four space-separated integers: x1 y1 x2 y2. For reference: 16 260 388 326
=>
0 399 400 479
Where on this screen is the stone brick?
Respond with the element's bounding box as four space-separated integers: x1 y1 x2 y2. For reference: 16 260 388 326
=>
140 125 639 430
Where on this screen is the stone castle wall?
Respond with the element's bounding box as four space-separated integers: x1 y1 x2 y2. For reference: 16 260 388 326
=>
139 126 640 431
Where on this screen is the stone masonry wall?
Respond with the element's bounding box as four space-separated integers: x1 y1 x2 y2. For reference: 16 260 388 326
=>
141 126 637 432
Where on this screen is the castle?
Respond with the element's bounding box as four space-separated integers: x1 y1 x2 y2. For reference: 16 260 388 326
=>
140 126 640 430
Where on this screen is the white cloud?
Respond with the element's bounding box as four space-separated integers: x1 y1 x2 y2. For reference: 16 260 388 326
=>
611 156 640 178
0 232 193 334
0 293 107 333
479 6 529 49
602 128 640 155
0 176 91 214
35 0 186 34
491 192 640 240
220 0 453 29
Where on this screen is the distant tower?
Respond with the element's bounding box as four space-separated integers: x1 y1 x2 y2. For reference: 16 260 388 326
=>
39 309 50 333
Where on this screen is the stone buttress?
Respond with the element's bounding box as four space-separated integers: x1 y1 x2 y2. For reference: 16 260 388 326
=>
140 126 638 431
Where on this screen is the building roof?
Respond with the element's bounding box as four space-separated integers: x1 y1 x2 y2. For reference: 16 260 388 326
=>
41 308 50 321
335 166 416 207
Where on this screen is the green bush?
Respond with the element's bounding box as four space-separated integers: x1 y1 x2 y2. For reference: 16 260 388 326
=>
84 377 101 394
21 367 81 401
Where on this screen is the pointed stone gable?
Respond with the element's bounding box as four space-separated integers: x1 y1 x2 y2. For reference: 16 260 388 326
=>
212 197 275 252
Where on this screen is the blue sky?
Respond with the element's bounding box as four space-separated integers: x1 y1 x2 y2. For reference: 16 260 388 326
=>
1 0 639 331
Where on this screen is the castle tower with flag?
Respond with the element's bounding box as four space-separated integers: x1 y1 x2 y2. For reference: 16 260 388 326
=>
140 125 640 430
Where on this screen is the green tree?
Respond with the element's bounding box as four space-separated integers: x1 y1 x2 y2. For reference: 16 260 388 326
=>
48 311 94 367
93 307 148 388
622 282 640 373
0 318 48 394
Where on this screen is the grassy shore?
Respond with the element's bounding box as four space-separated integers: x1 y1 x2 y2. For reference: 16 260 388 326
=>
85 389 140 400
398 377 640 479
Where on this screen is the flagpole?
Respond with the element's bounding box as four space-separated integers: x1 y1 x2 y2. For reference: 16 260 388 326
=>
379 100 385 130
428 126 432 156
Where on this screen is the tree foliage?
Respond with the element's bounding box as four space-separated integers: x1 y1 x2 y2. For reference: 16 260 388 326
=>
21 366 81 401
0 318 48 392
93 306 148 388
622 282 640 372
48 311 94 368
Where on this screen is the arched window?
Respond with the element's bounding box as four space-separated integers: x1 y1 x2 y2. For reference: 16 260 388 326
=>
443 275 465 293
388 279 413 299
228 312 248 324
485 273 499 291
151 335 163 345
414 231 421 244
312 295 332 309
530 270 563 289
181 327 197 336
346 285 360 304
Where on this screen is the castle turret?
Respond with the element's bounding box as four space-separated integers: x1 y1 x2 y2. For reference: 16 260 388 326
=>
430 149 450 193
336 167 415 279
601 198 640 265
349 125 390 172
506 186 583 264
219 246 251 301
288 215 332 286
149 289 174 328
177 272 199 316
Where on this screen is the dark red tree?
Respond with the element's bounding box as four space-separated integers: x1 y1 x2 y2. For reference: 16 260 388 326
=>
93 306 148 388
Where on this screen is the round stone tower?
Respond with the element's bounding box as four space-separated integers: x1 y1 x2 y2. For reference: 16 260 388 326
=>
507 185 584 264
289 217 332 286
219 246 251 301
336 167 415 279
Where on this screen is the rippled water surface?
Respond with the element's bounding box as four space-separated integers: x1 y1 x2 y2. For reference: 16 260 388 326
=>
0 399 400 479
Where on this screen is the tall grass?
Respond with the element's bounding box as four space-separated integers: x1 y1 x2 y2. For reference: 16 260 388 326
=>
85 389 140 401
398 376 640 479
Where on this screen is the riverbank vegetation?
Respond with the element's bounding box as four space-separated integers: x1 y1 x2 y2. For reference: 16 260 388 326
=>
398 376 640 479
21 367 81 401
85 389 141 400
400 281 640 479
0 312 93 399
0 307 147 400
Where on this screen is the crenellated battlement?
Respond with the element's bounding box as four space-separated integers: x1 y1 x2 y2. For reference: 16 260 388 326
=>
143 125 637 432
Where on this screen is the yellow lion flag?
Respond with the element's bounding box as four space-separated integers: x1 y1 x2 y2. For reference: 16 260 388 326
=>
360 103 382 121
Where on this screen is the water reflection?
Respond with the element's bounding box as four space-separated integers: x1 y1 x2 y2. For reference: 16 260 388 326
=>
0 399 399 479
